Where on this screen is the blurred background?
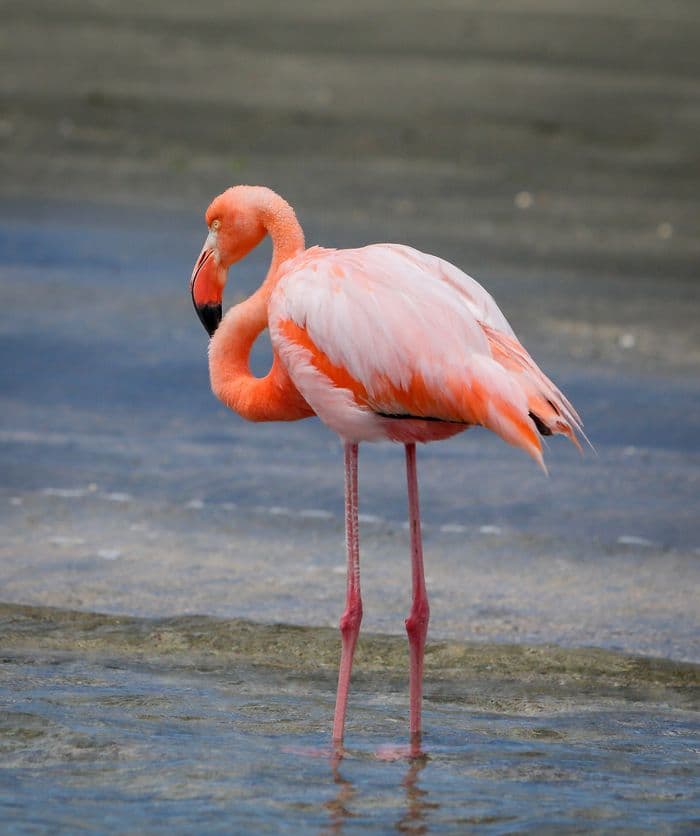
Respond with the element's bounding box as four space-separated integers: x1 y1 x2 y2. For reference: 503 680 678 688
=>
1 0 699 658
1 3 699 830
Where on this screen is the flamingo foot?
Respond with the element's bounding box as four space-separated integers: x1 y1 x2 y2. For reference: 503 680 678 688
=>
375 741 428 762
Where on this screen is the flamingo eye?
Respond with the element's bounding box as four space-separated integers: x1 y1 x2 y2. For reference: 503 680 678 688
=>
211 219 221 232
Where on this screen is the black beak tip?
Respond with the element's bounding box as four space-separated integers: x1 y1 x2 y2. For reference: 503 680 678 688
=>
196 303 222 337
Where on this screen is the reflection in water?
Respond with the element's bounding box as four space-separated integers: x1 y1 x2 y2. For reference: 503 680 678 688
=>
323 753 356 835
0 642 697 833
396 754 436 834
324 746 436 835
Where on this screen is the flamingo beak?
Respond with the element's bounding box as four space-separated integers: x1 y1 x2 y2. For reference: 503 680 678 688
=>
190 238 224 337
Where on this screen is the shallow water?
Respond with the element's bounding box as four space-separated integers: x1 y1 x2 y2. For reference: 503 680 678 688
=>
1 604 698 833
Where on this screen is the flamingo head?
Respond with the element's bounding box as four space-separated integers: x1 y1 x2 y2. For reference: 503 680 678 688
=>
190 187 267 336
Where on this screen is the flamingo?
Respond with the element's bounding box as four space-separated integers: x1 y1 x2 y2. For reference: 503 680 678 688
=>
189 185 583 748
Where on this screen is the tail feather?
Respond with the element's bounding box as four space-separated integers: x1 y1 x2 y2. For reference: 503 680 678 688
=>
460 370 546 470
482 323 586 453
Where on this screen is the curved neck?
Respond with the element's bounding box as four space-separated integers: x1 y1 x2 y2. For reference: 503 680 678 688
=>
208 194 312 422
263 193 306 279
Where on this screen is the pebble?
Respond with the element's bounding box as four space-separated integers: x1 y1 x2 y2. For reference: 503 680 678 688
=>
617 535 654 548
298 509 334 520
618 333 636 349
97 549 123 560
514 191 534 209
42 485 98 498
42 487 87 498
102 492 132 503
267 506 291 516
440 524 467 534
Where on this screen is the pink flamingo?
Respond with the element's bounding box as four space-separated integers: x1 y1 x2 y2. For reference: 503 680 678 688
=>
190 185 583 748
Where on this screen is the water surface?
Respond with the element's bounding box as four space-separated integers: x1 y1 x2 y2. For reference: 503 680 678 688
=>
1 604 698 833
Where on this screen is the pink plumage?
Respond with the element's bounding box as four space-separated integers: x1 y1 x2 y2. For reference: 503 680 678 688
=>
270 243 581 466
190 185 583 751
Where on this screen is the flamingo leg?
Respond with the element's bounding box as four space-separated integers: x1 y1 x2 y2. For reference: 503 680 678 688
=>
404 442 430 744
332 442 363 744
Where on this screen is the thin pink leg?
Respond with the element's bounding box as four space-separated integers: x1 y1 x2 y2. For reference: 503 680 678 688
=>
332 442 363 744
404 443 429 745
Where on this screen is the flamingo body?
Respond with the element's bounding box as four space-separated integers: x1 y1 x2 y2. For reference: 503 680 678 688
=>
269 243 580 460
190 185 583 750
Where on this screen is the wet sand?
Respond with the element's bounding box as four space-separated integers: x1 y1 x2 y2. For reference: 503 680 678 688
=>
1 1 700 831
3 603 697 707
1 603 698 831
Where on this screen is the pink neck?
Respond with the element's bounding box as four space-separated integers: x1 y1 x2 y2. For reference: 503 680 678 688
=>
230 192 305 346
208 192 311 422
262 192 306 280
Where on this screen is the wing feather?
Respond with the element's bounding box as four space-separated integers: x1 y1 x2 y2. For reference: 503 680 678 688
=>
270 244 580 462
